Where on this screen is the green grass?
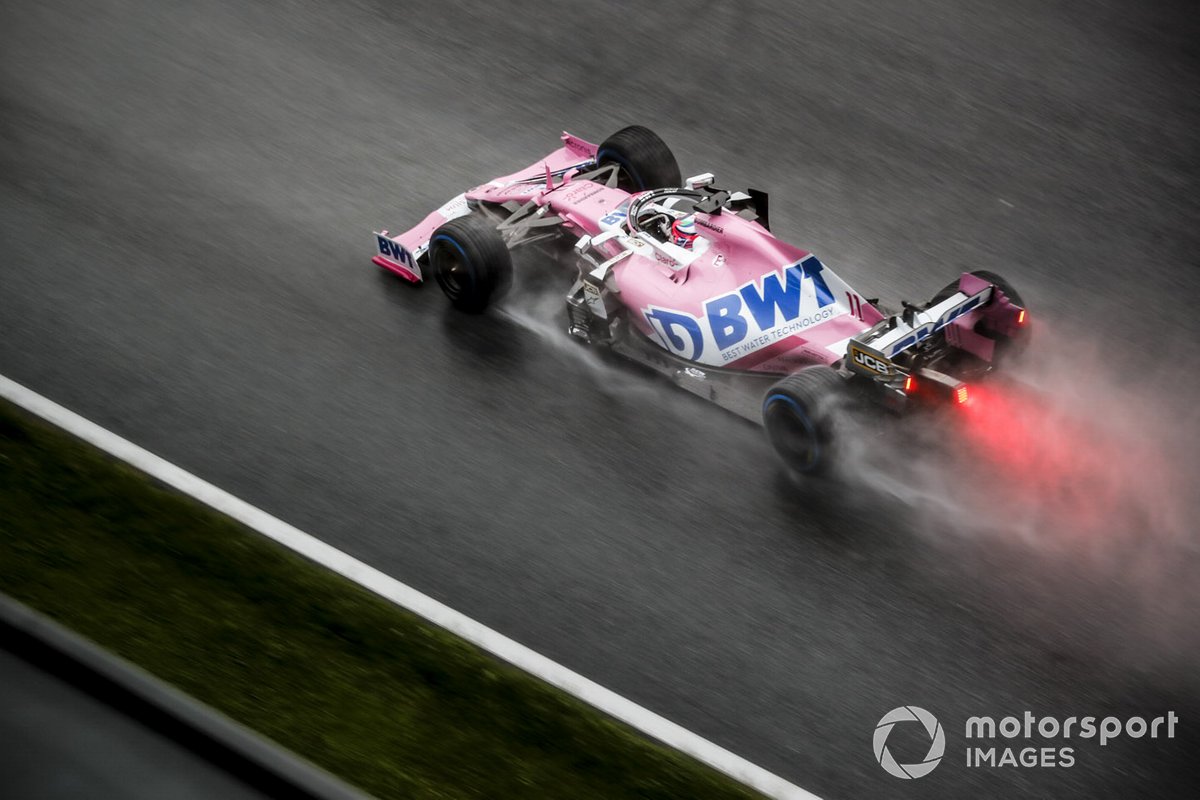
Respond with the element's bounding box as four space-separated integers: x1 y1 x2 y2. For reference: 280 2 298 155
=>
0 400 765 800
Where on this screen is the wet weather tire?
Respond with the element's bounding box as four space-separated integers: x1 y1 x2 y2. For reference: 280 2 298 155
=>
430 215 513 313
762 366 846 475
596 126 682 192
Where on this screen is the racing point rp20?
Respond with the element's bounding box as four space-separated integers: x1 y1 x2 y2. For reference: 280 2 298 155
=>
371 126 1030 477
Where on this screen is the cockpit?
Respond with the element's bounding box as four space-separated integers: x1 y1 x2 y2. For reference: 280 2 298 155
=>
629 189 707 245
626 176 770 247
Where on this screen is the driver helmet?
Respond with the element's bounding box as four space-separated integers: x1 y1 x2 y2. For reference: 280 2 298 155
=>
671 215 698 249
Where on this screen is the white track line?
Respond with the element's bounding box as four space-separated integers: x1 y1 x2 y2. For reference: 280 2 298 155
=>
0 374 820 800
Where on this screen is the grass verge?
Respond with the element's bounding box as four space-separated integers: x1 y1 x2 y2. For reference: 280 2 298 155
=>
0 399 765 800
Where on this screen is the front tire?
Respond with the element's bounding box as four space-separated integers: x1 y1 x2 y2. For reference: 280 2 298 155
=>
596 126 682 192
762 366 846 475
430 215 513 313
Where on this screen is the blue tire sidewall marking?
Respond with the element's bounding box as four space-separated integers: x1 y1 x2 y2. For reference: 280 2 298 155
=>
764 393 821 468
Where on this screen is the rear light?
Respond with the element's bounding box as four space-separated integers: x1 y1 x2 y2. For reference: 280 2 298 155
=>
1016 308 1026 326
906 368 970 408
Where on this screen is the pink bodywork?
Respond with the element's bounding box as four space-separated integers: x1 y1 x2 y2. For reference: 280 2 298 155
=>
599 219 885 371
374 134 599 283
381 132 895 374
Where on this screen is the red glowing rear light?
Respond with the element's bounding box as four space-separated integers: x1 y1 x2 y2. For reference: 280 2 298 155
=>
955 385 970 405
1017 308 1027 325
904 375 916 393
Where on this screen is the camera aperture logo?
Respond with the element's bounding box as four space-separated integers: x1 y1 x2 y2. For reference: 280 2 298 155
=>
874 706 945 779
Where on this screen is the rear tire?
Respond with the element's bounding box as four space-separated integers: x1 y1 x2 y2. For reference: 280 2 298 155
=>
596 126 681 192
762 366 846 475
430 215 513 313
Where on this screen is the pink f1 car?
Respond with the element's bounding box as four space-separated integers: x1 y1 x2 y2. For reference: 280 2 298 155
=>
373 127 1029 474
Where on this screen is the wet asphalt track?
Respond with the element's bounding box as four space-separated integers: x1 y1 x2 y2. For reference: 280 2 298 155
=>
2 1 1199 797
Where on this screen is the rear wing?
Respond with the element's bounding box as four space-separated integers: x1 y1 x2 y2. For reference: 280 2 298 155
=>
845 285 993 382
871 285 994 360
844 272 1027 406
